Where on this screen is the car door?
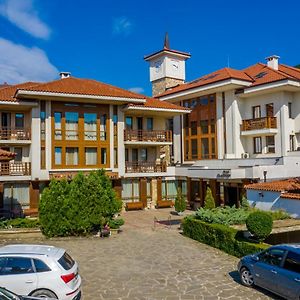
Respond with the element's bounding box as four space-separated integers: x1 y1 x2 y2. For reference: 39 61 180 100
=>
0 256 38 295
253 248 286 294
277 250 300 300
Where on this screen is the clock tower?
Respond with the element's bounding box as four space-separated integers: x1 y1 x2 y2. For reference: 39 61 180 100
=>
144 33 191 97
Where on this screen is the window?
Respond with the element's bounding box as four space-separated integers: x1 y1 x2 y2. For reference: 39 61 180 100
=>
58 252 75 270
266 103 274 117
125 116 133 130
254 137 262 154
101 148 107 165
84 113 97 141
66 147 78 165
288 102 292 118
40 100 46 141
140 148 147 161
0 257 6 275
121 179 139 202
125 149 129 162
201 138 209 159
191 139 197 159
65 112 79 140
33 259 51 273
15 113 24 128
54 112 62 140
252 106 261 119
283 251 300 274
147 118 153 130
191 121 197 135
85 148 97 165
200 97 208 105
114 148 118 167
14 147 22 161
162 180 178 201
4 257 34 274
266 136 275 153
55 147 62 165
132 148 138 161
200 120 208 134
210 120 215 133
100 114 107 141
258 248 285 267
113 105 118 124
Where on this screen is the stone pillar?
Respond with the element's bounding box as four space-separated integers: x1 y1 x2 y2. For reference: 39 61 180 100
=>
109 105 114 169
30 106 41 180
173 115 182 163
151 178 158 209
117 107 125 176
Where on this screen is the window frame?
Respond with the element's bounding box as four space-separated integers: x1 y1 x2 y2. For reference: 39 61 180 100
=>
252 105 261 119
253 136 262 154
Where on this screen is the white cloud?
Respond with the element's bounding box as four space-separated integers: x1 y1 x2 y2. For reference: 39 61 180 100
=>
113 17 133 36
128 87 144 94
0 38 58 84
0 0 50 39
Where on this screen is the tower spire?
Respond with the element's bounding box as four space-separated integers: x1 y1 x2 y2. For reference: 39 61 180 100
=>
164 32 170 49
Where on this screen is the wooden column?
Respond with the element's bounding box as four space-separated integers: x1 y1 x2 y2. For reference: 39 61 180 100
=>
186 177 191 206
157 177 162 202
113 179 122 199
0 183 3 208
29 181 40 209
140 178 147 208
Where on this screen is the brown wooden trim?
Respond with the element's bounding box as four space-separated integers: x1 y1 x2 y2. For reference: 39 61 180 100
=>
51 101 110 169
241 117 277 131
157 177 162 202
186 177 191 205
29 181 39 209
0 183 3 208
140 178 147 208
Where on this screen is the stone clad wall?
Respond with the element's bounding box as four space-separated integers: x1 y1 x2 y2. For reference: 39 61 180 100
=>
152 78 183 97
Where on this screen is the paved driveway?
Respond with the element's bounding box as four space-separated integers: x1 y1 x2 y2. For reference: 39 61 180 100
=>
0 209 279 299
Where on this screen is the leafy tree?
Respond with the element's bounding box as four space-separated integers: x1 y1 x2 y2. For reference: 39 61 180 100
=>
39 170 122 237
174 187 186 213
240 195 250 210
204 187 215 209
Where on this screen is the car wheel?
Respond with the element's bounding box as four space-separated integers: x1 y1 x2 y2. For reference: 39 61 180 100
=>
30 289 58 298
240 267 254 287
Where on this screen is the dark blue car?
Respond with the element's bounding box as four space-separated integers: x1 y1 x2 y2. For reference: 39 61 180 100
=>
238 244 300 300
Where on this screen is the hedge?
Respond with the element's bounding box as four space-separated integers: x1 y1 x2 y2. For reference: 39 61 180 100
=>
182 216 269 258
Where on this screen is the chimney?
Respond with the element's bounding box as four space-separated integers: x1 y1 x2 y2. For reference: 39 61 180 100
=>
265 55 280 70
59 71 71 79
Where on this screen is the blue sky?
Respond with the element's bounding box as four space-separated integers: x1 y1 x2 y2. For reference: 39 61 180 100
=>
0 0 300 96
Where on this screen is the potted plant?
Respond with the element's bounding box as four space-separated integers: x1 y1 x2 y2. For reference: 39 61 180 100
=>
174 187 186 215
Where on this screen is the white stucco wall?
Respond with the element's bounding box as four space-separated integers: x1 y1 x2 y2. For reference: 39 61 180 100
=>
247 189 300 218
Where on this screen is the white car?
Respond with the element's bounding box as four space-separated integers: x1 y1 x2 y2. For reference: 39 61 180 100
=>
0 244 82 300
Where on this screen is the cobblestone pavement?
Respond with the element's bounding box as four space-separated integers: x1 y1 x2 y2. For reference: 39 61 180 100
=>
0 209 279 300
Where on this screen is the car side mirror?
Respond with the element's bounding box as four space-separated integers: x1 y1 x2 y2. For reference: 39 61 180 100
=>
251 255 259 261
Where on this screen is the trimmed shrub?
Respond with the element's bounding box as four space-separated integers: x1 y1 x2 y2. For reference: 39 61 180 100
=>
240 195 250 209
0 218 40 229
108 218 125 229
195 206 249 225
246 211 273 242
39 169 122 237
182 216 269 257
174 187 186 213
204 187 215 209
268 209 290 220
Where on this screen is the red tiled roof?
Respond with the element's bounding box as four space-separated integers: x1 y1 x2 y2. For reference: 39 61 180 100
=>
280 193 300 200
127 97 190 111
245 178 300 192
158 63 300 98
18 77 146 99
0 149 15 161
0 78 187 112
0 82 39 102
158 67 253 97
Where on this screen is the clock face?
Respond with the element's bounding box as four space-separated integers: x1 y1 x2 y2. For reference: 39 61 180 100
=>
171 60 179 71
154 60 162 73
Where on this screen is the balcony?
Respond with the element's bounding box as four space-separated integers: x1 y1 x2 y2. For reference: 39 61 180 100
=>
0 128 31 142
125 161 167 173
124 130 172 144
241 117 278 136
0 162 31 176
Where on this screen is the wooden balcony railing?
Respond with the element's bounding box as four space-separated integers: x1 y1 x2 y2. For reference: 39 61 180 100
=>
125 161 167 173
0 128 31 140
124 130 172 142
241 117 277 131
0 162 31 176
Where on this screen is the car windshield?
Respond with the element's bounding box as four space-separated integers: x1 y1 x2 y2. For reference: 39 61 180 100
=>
58 252 75 270
0 288 21 300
